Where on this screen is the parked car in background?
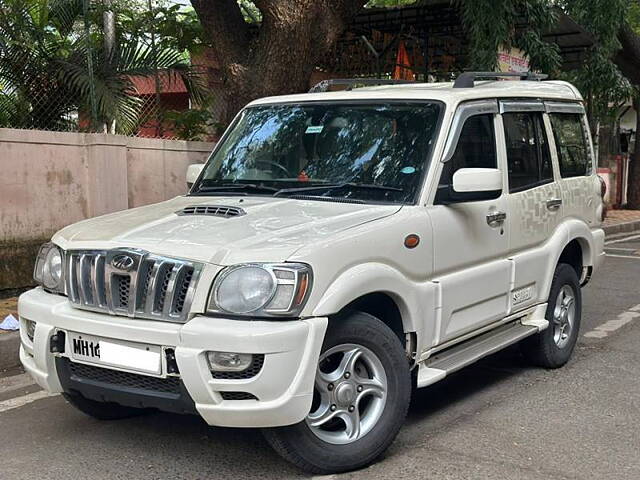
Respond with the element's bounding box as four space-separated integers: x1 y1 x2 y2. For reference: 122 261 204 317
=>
19 73 605 474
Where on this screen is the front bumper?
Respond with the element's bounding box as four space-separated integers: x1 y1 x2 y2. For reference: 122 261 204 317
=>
18 288 327 428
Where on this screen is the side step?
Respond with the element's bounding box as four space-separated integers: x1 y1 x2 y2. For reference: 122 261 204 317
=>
416 322 539 388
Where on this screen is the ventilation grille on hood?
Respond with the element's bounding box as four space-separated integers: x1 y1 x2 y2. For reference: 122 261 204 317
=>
177 205 246 218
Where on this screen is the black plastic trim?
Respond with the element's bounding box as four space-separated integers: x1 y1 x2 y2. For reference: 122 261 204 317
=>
55 357 197 415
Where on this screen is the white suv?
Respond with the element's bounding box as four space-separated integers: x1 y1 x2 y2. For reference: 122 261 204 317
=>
19 73 605 474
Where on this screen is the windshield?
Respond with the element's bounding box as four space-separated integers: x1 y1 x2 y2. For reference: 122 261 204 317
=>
192 102 443 204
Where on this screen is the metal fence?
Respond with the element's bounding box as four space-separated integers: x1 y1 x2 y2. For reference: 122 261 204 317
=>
0 0 225 141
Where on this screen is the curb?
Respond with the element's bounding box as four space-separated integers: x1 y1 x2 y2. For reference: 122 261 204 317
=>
0 331 21 371
603 219 640 236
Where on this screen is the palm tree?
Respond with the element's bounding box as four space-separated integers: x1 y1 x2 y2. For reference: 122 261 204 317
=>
0 0 205 134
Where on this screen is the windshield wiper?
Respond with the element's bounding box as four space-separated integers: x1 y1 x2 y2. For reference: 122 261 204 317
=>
192 183 279 196
274 182 403 197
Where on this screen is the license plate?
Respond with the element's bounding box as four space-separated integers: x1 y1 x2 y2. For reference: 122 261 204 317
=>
68 332 162 375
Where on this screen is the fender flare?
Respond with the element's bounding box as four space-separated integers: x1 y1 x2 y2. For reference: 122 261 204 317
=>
311 262 429 335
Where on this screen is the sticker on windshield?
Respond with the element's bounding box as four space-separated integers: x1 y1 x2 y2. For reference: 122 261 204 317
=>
400 166 416 174
305 125 324 134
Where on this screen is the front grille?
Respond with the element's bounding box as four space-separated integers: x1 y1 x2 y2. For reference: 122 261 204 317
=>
66 249 202 322
211 355 265 380
220 391 258 401
68 361 181 395
177 205 246 218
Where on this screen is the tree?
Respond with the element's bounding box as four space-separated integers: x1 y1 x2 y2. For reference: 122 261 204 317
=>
190 0 371 122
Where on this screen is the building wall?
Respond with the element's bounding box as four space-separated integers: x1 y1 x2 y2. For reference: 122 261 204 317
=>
0 129 213 289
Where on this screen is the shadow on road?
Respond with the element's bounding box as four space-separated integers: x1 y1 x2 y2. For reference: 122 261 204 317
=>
56 345 539 477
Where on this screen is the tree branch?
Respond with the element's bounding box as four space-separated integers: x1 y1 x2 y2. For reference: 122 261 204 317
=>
615 22 640 85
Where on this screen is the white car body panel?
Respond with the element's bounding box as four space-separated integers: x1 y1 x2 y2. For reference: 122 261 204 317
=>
20 79 604 428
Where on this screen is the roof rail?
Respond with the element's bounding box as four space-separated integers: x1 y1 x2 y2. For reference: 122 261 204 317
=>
453 71 548 89
309 78 416 93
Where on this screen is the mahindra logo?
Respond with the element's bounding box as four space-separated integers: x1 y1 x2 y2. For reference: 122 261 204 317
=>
111 254 135 272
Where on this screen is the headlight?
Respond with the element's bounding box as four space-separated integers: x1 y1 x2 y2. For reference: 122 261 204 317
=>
34 243 65 293
209 263 312 317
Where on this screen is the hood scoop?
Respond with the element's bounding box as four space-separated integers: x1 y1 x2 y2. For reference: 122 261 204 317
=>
177 205 246 218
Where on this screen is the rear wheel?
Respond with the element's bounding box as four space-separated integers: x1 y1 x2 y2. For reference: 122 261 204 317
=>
263 311 411 474
62 392 148 420
521 263 582 368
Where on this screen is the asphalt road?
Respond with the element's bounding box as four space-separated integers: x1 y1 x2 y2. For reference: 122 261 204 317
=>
1 235 639 480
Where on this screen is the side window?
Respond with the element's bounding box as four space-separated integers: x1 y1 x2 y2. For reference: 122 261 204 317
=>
549 113 589 177
435 114 497 203
503 112 553 193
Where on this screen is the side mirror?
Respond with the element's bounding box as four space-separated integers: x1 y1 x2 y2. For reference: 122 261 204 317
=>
186 164 204 188
449 168 502 202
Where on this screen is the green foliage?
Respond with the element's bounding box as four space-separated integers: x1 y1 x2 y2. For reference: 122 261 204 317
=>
366 0 418 7
456 0 560 73
630 1 640 34
560 0 631 123
117 1 208 55
165 105 218 141
238 0 261 23
457 0 632 124
0 0 205 133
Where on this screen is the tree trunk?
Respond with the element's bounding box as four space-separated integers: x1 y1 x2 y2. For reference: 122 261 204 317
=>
615 24 640 86
629 96 640 209
190 0 367 123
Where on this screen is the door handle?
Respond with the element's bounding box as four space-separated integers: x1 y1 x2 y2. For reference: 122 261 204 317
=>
546 198 562 211
486 211 507 227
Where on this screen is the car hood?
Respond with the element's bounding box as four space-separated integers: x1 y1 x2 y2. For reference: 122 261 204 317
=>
53 196 401 265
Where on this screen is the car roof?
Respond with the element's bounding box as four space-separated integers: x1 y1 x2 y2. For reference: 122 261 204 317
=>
248 80 583 108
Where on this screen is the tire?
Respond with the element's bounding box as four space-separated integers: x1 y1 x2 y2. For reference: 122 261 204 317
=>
62 392 148 420
263 311 411 474
521 263 582 368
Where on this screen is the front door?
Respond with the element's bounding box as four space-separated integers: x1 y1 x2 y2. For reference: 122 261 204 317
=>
428 104 511 346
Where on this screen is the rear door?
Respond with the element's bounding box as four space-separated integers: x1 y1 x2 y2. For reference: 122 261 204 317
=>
502 101 563 313
546 102 599 227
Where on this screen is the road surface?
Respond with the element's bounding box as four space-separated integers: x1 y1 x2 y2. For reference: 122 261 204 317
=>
1 233 639 479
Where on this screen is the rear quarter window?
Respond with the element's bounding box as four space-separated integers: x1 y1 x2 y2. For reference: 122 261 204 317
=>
549 113 590 177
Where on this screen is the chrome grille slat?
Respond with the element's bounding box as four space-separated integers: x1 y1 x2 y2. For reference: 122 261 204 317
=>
145 260 163 315
90 255 100 307
77 255 88 305
163 264 185 317
66 249 201 323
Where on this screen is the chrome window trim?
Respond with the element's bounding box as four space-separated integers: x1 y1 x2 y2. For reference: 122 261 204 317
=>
544 101 585 115
499 100 545 113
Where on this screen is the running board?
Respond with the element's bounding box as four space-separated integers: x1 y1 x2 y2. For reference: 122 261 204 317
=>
416 322 539 388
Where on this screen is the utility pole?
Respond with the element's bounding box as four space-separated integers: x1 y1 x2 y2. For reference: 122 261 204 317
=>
103 0 116 133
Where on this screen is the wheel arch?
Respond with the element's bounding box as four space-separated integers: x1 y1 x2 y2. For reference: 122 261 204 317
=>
558 238 587 279
310 263 429 362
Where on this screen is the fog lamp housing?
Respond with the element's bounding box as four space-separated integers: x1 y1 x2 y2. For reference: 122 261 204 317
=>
23 319 36 342
207 351 253 372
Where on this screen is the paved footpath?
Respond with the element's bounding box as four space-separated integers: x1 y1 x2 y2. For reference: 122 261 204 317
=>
0 235 639 479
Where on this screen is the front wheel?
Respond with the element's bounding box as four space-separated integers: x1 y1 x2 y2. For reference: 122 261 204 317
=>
263 311 411 474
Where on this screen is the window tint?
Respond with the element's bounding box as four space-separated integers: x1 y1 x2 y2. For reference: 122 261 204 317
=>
550 113 589 177
435 114 497 203
504 112 553 193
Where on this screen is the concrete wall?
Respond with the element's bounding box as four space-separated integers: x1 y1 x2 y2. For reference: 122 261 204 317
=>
0 128 214 289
